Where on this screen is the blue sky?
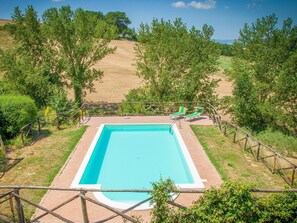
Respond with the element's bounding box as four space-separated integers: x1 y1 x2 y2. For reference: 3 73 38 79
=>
0 0 296 39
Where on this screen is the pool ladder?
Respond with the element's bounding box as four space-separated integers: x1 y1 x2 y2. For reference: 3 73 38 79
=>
170 119 181 131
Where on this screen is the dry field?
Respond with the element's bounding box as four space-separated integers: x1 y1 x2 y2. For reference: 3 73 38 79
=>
80 40 142 102
0 19 11 25
80 40 232 102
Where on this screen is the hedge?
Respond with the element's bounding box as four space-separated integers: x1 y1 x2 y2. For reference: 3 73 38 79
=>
0 95 38 138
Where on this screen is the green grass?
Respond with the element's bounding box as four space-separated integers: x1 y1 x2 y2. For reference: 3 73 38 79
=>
190 125 288 189
0 125 87 219
257 129 297 157
218 56 232 70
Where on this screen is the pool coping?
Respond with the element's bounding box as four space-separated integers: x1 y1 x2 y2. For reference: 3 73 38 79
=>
71 123 205 210
33 116 222 222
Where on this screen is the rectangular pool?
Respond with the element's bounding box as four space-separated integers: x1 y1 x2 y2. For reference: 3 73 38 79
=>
71 124 204 209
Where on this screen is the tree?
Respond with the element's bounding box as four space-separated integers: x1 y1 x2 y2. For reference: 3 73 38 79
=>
230 14 297 134
42 6 116 105
0 6 60 107
126 18 219 103
0 6 117 107
104 11 131 36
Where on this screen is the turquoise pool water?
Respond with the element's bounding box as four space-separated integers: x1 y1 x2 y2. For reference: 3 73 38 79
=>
72 124 203 209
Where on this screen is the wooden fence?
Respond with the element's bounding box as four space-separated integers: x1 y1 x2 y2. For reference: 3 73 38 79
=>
1 186 297 223
206 103 297 187
18 105 87 147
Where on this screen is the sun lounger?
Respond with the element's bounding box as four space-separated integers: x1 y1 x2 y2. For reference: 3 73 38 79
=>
185 106 203 120
170 106 186 119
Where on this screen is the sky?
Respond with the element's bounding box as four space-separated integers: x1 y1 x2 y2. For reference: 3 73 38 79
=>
0 0 296 40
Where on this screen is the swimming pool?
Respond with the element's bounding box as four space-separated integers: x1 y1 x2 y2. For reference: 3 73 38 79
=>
71 124 204 209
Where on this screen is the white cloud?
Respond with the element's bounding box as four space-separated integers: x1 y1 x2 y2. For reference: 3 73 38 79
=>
247 0 263 9
224 6 229 9
189 0 216 9
52 0 64 2
171 1 187 8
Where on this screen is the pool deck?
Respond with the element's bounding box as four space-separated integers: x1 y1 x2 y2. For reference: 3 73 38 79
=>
33 116 222 223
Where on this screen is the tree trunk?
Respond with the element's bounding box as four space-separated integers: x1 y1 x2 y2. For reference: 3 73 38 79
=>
74 86 83 107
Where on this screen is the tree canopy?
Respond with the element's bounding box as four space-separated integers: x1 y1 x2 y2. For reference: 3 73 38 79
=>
0 5 117 106
125 18 220 103
229 14 297 134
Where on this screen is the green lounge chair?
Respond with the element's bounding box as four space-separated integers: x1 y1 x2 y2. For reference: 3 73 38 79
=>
170 106 186 119
185 106 203 121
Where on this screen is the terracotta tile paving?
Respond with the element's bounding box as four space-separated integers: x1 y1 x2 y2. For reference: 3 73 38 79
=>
33 116 222 223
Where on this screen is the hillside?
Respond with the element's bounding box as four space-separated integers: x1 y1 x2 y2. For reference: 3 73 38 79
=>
0 31 232 102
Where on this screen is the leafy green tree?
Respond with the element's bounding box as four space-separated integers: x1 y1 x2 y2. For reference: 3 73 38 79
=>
230 14 297 134
0 6 116 106
104 11 131 36
0 6 60 107
42 6 116 105
126 18 219 103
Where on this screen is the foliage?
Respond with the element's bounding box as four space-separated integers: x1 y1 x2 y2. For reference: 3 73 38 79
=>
218 43 234 56
48 88 75 114
182 182 259 223
149 179 297 223
230 58 266 131
104 11 131 37
259 192 297 223
0 6 116 107
257 129 297 157
0 6 60 107
150 178 176 223
125 18 220 104
0 95 37 138
42 6 116 106
230 14 297 134
44 106 57 125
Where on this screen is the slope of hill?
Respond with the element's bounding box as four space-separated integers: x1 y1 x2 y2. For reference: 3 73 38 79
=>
76 40 142 102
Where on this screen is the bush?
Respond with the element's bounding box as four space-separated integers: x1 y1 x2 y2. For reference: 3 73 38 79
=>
260 192 297 223
0 95 38 138
149 179 297 223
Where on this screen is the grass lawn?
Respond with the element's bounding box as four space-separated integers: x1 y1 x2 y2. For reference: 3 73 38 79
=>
0 125 87 219
218 56 232 70
191 125 288 189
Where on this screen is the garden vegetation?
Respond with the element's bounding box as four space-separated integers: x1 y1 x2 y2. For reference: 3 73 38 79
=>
149 179 297 223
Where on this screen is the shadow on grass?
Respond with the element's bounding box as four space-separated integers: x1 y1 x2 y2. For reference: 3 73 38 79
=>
0 157 23 178
30 129 52 146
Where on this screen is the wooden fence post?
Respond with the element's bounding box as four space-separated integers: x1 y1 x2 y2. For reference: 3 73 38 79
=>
223 124 227 135
256 143 261 161
37 117 41 133
291 167 296 186
80 191 89 223
233 127 237 143
272 154 277 173
14 189 25 223
9 193 16 222
244 134 249 150
56 115 60 130
0 134 5 154
20 131 25 146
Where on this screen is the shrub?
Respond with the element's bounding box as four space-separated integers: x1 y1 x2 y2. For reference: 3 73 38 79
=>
0 95 38 138
149 180 297 223
260 192 297 223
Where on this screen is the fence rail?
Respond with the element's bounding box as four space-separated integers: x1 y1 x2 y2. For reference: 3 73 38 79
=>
1 186 297 223
206 103 297 187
